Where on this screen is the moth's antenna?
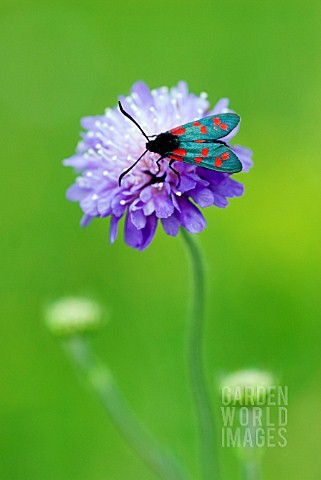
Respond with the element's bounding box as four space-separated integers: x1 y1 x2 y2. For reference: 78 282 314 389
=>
118 149 148 186
118 101 149 142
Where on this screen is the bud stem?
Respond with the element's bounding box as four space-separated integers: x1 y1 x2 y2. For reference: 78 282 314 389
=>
242 459 261 480
64 336 191 480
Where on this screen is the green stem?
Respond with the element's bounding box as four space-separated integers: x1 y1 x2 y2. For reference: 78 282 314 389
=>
240 409 262 480
64 336 191 480
180 229 220 480
242 460 261 480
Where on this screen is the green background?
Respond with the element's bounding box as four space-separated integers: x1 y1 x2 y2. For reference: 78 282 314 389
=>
1 1 321 479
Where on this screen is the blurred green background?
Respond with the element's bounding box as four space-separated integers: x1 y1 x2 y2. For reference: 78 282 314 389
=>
1 0 321 479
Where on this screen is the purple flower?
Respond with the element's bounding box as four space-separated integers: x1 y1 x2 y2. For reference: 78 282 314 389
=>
64 81 253 250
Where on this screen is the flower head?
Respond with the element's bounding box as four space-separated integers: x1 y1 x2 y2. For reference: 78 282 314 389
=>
64 81 253 250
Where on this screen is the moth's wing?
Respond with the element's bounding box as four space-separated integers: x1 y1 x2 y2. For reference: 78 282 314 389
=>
168 142 242 173
167 113 240 142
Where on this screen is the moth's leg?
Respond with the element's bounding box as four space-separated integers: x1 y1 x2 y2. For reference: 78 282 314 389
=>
169 159 181 188
156 156 164 175
118 149 148 186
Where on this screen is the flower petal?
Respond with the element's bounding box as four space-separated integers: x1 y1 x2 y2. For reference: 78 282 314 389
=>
130 208 147 230
131 81 154 108
80 214 93 227
161 213 180 236
124 213 143 248
211 98 229 114
138 214 158 251
232 145 254 172
142 199 155 216
189 187 214 208
140 186 153 203
97 195 112 216
63 155 89 170
110 215 122 243
177 198 206 234
154 193 174 218
66 184 87 202
80 194 98 216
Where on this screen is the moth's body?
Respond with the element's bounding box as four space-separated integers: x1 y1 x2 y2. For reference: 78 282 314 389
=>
118 101 243 186
146 133 229 159
146 133 179 157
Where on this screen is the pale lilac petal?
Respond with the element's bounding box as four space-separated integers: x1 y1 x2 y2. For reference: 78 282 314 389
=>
232 145 254 172
211 98 229 114
138 214 158 251
80 214 93 227
212 178 244 208
140 186 153 203
213 194 229 208
177 81 188 97
171 193 181 212
63 155 89 170
175 174 197 194
124 213 143 248
110 215 122 243
81 115 104 130
161 214 180 236
189 187 214 208
221 178 244 198
97 195 112 216
131 81 154 108
154 193 174 218
80 195 98 216
66 184 87 202
111 195 128 217
177 198 206 234
142 200 155 216
131 208 147 230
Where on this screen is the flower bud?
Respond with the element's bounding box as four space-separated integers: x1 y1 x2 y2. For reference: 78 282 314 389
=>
220 369 275 406
45 297 103 336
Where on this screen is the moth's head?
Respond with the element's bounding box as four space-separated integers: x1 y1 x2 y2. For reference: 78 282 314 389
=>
146 132 179 156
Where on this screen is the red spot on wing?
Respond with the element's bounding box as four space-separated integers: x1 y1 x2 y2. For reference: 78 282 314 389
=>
169 154 183 162
213 117 221 126
201 148 209 157
173 148 187 156
171 127 186 135
193 121 201 126
194 140 206 143
220 124 228 130
200 126 207 134
194 157 203 164
221 152 230 160
214 157 222 167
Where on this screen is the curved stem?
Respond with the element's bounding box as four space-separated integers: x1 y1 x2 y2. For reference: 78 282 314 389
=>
64 336 191 480
240 409 262 480
180 229 220 480
242 460 261 480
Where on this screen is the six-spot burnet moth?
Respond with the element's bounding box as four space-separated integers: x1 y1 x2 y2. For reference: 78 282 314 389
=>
118 101 242 186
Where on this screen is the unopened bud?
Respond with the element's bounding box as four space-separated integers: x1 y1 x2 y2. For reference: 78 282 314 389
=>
45 297 103 336
220 369 275 406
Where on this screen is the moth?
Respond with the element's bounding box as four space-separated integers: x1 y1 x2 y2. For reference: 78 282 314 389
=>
118 101 242 186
